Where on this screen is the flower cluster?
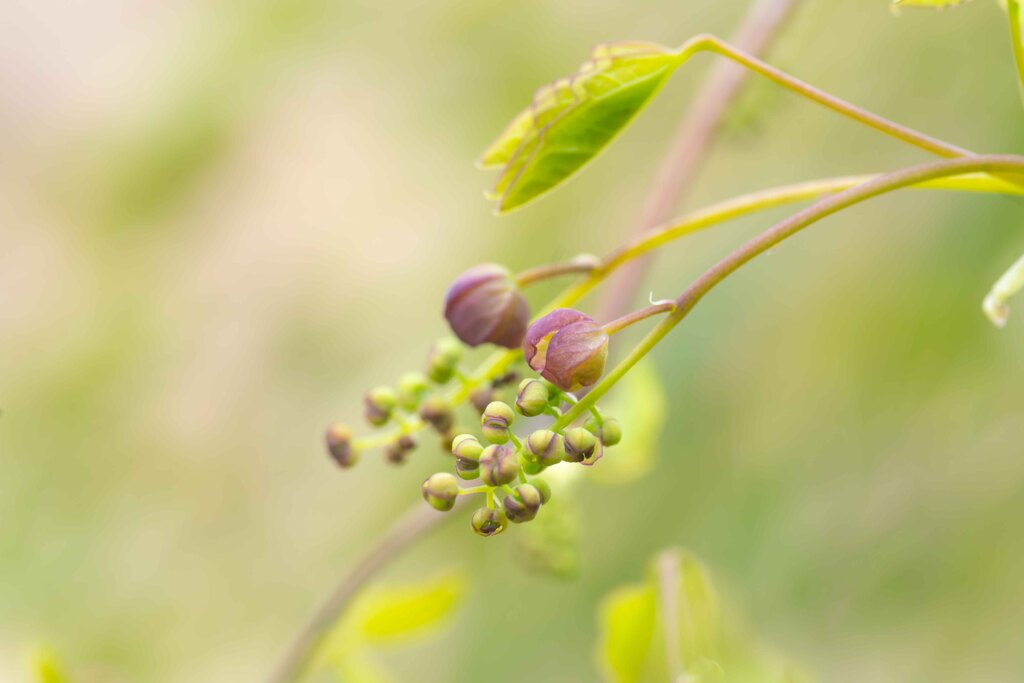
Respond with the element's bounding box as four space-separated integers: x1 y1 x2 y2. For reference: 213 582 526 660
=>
325 259 651 537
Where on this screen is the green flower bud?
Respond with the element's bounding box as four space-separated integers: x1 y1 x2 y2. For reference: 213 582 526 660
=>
479 443 519 486
469 386 497 414
451 434 484 462
584 416 622 447
426 338 462 384
419 395 455 433
515 378 550 417
471 507 507 537
481 401 515 444
503 484 542 523
325 424 358 468
384 434 417 465
396 372 430 411
564 427 597 463
422 472 460 512
364 386 397 426
526 429 566 467
531 477 552 504
455 457 481 481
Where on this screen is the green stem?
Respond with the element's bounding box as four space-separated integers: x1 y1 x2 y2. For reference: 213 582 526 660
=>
675 34 969 158
555 155 1024 428
1008 0 1024 107
354 171 1021 450
514 255 600 286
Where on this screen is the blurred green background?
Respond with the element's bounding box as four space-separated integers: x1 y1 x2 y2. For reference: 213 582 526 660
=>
3 0 1024 681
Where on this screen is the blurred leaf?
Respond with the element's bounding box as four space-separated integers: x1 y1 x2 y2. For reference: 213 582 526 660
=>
356 572 464 643
330 654 397 683
28 647 70 683
982 250 1024 327
891 0 972 9
590 360 666 484
481 42 680 214
513 495 582 578
596 584 658 683
667 551 722 663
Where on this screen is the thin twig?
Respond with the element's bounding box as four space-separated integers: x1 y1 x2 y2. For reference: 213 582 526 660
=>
597 0 802 322
265 504 454 683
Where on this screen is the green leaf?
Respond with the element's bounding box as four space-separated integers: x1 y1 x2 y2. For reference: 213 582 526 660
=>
671 552 721 663
513 496 582 578
355 572 465 643
596 584 658 683
589 360 666 485
481 42 680 214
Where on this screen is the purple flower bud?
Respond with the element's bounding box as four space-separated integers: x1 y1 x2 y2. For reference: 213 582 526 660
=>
325 424 358 468
523 309 609 391
444 264 530 349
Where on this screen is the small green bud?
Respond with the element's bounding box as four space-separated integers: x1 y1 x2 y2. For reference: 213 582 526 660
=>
364 386 397 426
531 477 552 504
584 416 622 447
419 395 455 433
481 401 515 444
325 424 358 468
471 507 507 537
427 338 463 384
422 472 460 511
469 386 497 414
479 443 519 486
564 427 597 463
515 378 550 417
451 434 484 462
384 434 416 465
521 459 544 475
503 484 542 523
396 372 430 411
455 457 481 481
526 429 565 467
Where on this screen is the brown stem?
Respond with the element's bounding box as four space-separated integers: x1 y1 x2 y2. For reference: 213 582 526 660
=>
514 255 600 286
597 0 802 322
602 301 674 335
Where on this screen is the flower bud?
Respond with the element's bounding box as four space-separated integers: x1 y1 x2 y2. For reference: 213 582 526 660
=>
531 477 552 504
426 338 463 384
396 372 430 411
325 424 358 468
469 386 497 414
444 264 530 349
564 427 598 463
522 460 544 475
419 395 455 433
451 433 484 462
492 371 520 388
479 443 519 486
364 386 397 426
584 416 622 447
471 507 507 537
526 429 566 467
503 484 542 523
480 401 516 444
515 378 550 417
455 457 481 481
422 472 460 511
523 309 609 391
384 434 417 465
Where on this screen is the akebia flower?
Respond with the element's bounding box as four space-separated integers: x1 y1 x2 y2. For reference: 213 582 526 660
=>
444 264 529 349
523 308 609 391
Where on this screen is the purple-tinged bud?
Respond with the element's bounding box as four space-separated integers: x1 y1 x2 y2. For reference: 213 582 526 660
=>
515 378 550 417
444 264 530 349
419 395 455 433
426 338 463 384
479 443 519 486
523 309 609 391
396 372 430 411
325 424 358 468
422 472 460 511
526 429 565 467
455 457 481 481
480 401 515 444
531 478 552 504
384 434 417 465
492 371 520 388
451 434 484 462
564 427 598 463
364 386 397 426
470 387 497 414
503 484 542 523
585 416 622 446
471 507 507 537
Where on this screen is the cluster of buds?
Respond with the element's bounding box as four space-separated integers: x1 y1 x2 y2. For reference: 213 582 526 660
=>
421 378 622 537
325 257 666 537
